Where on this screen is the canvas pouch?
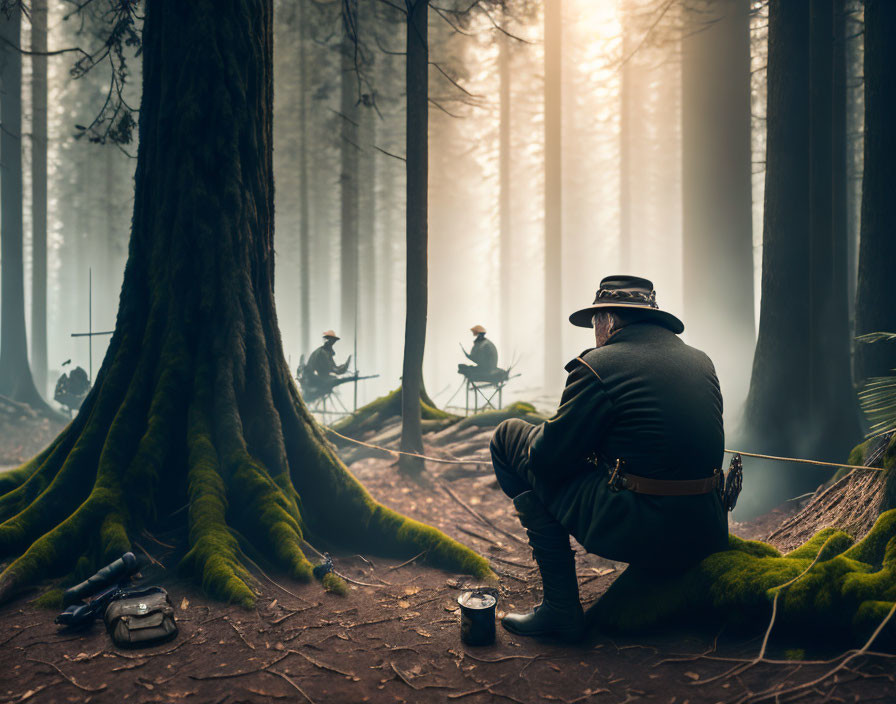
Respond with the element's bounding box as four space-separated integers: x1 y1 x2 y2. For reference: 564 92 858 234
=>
104 587 177 648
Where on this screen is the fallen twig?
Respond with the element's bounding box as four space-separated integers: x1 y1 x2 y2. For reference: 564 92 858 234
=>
438 481 527 547
25 657 107 693
388 551 427 571
741 602 896 704
455 524 500 547
270 602 320 625
133 540 164 569
266 668 316 703
0 623 37 646
189 652 289 680
292 648 358 679
390 661 450 690
227 618 256 649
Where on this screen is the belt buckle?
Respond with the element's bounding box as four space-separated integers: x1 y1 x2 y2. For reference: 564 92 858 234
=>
607 458 626 493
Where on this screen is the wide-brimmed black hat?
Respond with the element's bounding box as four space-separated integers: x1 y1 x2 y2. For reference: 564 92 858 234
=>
569 275 684 334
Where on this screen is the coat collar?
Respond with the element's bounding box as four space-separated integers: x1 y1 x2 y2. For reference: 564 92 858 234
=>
563 322 666 371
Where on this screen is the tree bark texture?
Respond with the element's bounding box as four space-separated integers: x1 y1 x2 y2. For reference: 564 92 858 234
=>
399 0 429 475
30 0 49 399
0 0 488 605
742 0 860 509
340 0 360 340
298 0 311 355
855 0 896 381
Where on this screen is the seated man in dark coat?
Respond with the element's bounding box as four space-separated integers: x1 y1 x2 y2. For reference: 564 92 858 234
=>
490 275 728 641
458 325 502 382
301 330 351 400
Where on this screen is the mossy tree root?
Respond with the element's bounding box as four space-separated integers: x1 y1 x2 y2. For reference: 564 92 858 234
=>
0 0 492 607
593 505 896 645
331 386 458 438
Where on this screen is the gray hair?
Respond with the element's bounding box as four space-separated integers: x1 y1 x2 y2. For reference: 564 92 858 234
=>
592 309 649 344
592 310 620 340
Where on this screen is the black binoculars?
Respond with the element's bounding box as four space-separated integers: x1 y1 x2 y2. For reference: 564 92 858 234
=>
55 552 140 628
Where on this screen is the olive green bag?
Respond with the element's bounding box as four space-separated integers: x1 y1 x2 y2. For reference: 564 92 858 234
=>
104 587 177 648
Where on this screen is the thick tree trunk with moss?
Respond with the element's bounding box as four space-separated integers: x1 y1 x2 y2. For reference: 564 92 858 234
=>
0 0 490 606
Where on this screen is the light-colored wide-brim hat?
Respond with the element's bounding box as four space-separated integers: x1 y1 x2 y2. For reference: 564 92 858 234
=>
568 275 684 334
470 325 487 335
322 330 340 340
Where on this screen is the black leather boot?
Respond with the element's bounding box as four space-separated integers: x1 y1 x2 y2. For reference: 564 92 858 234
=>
501 491 584 641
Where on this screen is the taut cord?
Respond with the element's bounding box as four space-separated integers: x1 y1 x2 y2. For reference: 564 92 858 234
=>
324 425 892 472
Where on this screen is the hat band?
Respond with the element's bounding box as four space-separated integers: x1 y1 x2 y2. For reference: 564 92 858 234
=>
594 289 658 309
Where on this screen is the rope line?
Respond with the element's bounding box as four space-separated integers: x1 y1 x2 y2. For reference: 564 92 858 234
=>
325 425 890 473
324 426 490 465
721 449 883 472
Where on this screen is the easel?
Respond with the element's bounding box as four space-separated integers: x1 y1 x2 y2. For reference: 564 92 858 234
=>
70 269 113 382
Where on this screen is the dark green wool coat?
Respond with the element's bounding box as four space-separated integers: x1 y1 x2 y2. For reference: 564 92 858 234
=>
469 335 499 370
524 322 728 568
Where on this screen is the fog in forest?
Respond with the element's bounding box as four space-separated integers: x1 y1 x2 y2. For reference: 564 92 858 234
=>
14 0 871 515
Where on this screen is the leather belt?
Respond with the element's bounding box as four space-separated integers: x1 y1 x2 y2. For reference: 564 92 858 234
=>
615 471 720 496
607 458 721 496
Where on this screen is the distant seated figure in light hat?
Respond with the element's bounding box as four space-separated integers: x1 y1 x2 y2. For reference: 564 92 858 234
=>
489 275 728 642
458 325 501 382
301 330 351 398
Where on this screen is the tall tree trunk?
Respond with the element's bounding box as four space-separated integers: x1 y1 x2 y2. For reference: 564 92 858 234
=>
681 0 754 407
340 0 360 340
0 4 46 411
742 0 860 514
619 6 634 273
298 0 311 355
30 0 49 400
499 30 512 350
359 102 376 383
0 0 488 605
399 0 429 475
543 0 562 389
855 0 896 381
808 0 858 441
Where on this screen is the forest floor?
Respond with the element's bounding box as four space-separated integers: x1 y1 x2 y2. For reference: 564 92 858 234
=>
0 407 65 466
2 419 895 704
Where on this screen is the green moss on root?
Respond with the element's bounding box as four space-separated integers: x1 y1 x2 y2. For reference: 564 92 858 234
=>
454 401 547 431
591 509 896 645
321 572 348 595
32 587 64 609
331 387 459 437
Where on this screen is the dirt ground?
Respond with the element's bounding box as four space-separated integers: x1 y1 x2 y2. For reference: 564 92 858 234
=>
2 422 895 704
0 415 65 467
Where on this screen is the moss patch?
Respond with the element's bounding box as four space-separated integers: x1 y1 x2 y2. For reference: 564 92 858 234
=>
331 387 458 437
591 509 896 645
453 401 547 431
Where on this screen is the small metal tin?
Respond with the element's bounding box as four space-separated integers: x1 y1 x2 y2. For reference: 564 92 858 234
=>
458 590 497 646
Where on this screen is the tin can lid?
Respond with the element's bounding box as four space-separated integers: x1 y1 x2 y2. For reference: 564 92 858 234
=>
457 590 496 609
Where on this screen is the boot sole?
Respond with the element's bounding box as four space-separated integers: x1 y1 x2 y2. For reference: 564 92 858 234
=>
500 618 585 643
